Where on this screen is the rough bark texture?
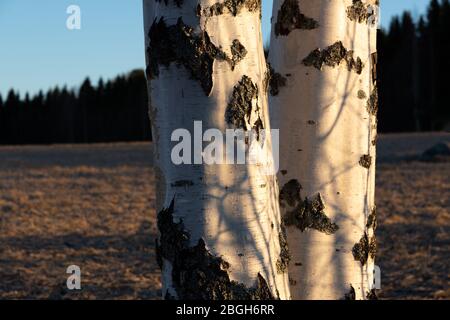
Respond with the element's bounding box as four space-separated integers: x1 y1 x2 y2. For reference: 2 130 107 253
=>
156 199 276 299
199 0 262 17
346 0 379 24
269 0 378 299
146 18 248 95
225 75 259 130
265 63 287 96
302 41 364 74
143 0 290 300
274 0 319 36
280 180 339 235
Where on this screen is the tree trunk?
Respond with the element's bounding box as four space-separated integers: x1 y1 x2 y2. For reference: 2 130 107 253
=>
268 0 378 299
143 0 290 300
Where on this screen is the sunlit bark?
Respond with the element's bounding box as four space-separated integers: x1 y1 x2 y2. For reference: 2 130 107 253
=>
143 0 290 300
268 0 378 299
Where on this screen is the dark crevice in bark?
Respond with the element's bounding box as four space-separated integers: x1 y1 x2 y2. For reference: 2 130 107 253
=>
359 154 372 169
368 53 378 116
366 206 377 231
280 180 339 235
344 285 356 300
252 115 265 141
346 0 379 24
225 75 259 130
200 0 261 17
352 232 377 266
366 86 378 116
279 179 301 207
366 289 379 300
358 90 367 99
156 199 277 300
276 222 290 274
303 41 364 74
371 52 378 86
146 18 246 96
230 39 248 70
265 63 287 96
371 135 378 146
274 0 319 36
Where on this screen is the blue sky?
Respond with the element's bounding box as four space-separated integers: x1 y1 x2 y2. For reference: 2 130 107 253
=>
0 0 431 97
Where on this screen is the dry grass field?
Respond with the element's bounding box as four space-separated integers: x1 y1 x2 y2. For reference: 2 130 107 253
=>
0 133 449 300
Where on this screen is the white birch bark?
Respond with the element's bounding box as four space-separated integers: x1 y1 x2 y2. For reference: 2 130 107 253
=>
143 0 290 300
268 0 378 300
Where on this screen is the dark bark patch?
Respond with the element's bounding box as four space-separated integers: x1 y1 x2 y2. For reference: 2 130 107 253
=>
358 90 367 99
352 233 377 265
346 0 377 23
264 63 287 96
366 289 378 300
155 0 183 7
157 199 277 300
284 193 339 235
359 154 372 169
279 179 302 207
274 0 319 36
201 0 261 17
303 41 364 74
146 18 246 96
366 206 377 231
225 75 259 130
371 52 378 86
276 222 290 274
344 285 356 300
367 52 378 116
230 39 248 70
280 181 339 235
366 86 378 116
371 236 378 259
252 116 265 141
156 199 190 269
371 136 378 146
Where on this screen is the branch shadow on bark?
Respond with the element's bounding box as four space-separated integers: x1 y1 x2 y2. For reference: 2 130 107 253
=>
292 6 374 298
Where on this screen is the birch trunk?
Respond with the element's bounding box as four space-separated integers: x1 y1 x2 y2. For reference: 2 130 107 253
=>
268 0 378 299
143 0 290 300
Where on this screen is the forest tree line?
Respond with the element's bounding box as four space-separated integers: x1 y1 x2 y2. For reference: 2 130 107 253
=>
0 0 449 145
0 70 151 145
378 0 450 132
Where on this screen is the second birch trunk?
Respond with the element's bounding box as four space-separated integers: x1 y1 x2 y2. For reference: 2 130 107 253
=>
268 0 379 299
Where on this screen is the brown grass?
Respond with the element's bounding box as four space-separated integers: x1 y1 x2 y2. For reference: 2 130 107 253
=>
0 134 448 300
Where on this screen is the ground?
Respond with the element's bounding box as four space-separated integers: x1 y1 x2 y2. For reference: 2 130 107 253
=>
0 133 448 300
